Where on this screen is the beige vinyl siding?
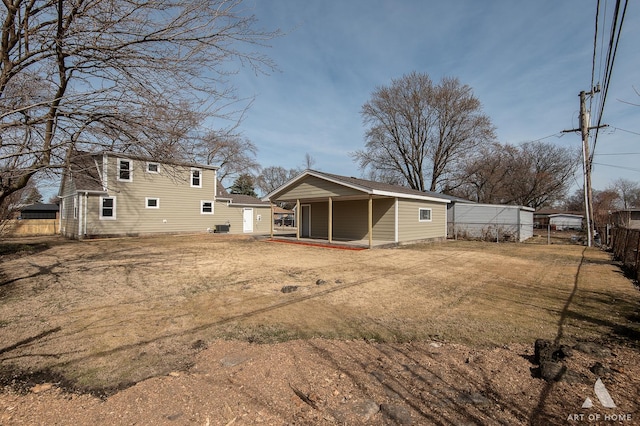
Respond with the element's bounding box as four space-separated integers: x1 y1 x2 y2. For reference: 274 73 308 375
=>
309 202 329 238
89 157 218 235
372 198 395 241
398 199 446 242
58 176 78 238
278 176 363 200
317 198 395 241
59 194 78 238
211 202 272 234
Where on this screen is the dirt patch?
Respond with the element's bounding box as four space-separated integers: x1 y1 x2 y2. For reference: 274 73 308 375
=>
0 235 639 424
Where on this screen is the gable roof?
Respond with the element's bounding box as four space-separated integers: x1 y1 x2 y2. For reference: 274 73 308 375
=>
59 151 106 194
263 170 453 203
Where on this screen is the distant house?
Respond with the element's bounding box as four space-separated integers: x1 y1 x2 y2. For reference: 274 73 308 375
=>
272 206 295 226
448 201 534 242
18 203 59 220
534 210 584 230
610 209 640 229
263 170 451 248
58 151 271 239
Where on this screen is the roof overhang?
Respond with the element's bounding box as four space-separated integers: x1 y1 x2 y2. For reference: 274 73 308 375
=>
263 170 450 204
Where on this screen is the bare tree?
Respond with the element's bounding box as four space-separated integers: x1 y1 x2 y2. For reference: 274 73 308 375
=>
0 0 279 207
303 153 316 170
255 166 298 196
608 178 640 209
449 141 579 209
352 72 495 192
194 129 260 184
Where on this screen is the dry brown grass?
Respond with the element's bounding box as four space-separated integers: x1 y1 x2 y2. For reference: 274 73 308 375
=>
0 234 638 394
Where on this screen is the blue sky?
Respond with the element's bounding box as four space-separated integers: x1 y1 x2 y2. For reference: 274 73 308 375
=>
228 0 640 195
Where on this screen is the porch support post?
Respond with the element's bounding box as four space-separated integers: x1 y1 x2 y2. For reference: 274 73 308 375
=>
328 197 333 243
296 199 300 240
368 195 373 249
270 202 274 238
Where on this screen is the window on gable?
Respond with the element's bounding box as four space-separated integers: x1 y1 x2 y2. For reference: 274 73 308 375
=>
146 162 160 173
201 200 213 214
118 159 132 182
100 197 116 220
191 169 202 188
146 197 160 209
419 208 432 222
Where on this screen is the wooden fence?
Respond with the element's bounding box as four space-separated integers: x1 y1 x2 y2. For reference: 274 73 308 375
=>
1 219 59 237
610 227 640 282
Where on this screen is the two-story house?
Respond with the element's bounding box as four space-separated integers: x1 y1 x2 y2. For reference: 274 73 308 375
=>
58 151 271 239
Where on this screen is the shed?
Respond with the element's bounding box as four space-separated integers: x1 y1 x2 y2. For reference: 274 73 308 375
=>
534 210 584 230
263 170 451 248
610 209 640 229
448 202 534 242
19 203 59 219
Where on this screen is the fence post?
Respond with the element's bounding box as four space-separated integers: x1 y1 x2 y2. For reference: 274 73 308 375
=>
635 230 640 280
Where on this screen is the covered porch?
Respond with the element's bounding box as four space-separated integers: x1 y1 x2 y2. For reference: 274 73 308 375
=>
267 195 395 249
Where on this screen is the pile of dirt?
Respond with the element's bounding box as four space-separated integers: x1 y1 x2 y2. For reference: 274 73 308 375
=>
1 338 638 425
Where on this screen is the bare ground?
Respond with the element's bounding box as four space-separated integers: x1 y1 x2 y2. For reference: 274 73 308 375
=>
0 234 638 425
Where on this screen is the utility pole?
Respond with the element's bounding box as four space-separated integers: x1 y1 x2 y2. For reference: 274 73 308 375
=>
563 87 606 248
580 90 595 247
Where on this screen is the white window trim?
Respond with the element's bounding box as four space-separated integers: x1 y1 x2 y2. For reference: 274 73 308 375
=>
201 200 214 214
191 168 202 188
61 198 66 219
145 197 160 209
117 158 133 182
418 207 432 222
146 162 160 174
100 196 117 220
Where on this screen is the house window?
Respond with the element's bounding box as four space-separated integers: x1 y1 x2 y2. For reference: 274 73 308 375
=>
146 162 160 173
191 168 202 188
418 208 432 222
118 159 132 182
145 197 160 209
201 200 213 214
100 197 116 220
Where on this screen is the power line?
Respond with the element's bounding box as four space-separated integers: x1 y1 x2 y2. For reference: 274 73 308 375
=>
592 0 629 159
594 152 640 156
612 127 640 137
592 162 640 174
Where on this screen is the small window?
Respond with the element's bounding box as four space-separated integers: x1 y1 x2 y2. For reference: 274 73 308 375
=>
146 197 160 209
100 197 116 220
118 159 132 182
201 200 213 214
419 208 432 222
191 168 202 188
146 162 160 173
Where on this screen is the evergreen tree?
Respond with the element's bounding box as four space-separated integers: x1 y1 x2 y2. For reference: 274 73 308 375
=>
229 174 257 197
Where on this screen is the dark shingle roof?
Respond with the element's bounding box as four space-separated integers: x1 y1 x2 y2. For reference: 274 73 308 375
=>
306 170 461 202
68 151 105 192
20 203 59 212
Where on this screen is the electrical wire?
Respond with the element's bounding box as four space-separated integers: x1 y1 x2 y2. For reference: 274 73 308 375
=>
591 0 629 161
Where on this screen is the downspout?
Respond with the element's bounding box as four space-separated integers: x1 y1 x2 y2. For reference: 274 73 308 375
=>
84 192 88 239
77 193 82 237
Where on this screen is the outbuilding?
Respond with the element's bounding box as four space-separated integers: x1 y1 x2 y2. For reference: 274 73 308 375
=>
263 170 451 248
448 201 534 242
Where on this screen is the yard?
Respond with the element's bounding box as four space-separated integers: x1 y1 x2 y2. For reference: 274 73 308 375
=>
0 234 638 425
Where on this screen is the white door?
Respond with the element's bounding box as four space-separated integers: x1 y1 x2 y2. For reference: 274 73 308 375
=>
243 208 253 233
